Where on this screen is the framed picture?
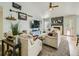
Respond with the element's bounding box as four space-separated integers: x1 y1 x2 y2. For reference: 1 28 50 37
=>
12 2 21 10
18 12 27 20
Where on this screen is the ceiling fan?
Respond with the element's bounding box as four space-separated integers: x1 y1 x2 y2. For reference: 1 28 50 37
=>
49 2 59 11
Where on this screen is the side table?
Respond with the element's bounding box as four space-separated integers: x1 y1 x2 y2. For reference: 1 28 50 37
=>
2 39 21 56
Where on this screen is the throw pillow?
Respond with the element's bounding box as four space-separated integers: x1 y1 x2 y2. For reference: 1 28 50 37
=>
48 33 52 36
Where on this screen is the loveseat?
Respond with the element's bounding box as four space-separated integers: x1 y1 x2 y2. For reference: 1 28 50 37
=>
42 30 61 49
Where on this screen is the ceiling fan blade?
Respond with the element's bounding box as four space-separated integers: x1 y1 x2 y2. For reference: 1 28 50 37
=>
49 2 52 8
49 2 59 11
52 5 59 7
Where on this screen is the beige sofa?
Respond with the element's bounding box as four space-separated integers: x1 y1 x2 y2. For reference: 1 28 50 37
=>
20 33 42 56
43 30 61 49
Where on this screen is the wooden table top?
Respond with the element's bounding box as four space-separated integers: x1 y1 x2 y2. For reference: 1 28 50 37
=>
2 39 20 47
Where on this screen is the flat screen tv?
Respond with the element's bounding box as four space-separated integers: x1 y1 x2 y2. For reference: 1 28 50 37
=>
30 20 40 28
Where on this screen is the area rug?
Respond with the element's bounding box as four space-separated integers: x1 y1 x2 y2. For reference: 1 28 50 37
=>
39 39 70 56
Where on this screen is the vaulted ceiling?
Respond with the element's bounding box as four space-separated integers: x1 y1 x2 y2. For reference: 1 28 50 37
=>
15 2 79 18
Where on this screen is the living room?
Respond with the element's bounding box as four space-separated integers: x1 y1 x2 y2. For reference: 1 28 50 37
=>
0 2 79 56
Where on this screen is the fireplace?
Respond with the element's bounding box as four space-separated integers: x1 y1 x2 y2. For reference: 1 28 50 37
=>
52 26 63 35
51 16 63 35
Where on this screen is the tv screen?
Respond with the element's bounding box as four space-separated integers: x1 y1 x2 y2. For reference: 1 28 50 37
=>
30 20 40 28
32 30 40 36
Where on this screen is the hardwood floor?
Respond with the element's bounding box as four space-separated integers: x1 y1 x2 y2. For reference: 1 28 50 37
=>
39 38 70 56
61 35 79 56
39 35 79 56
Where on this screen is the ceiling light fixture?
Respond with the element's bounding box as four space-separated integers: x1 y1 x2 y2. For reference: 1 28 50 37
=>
49 2 59 11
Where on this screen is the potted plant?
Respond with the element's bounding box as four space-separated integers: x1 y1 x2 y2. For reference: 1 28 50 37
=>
11 22 19 44
11 22 19 35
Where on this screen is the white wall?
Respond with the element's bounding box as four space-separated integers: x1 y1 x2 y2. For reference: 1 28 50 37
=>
42 15 77 35
0 2 32 33
42 18 51 32
0 2 79 35
64 15 76 35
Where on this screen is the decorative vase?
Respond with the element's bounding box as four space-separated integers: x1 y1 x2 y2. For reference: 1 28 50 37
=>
14 35 19 44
